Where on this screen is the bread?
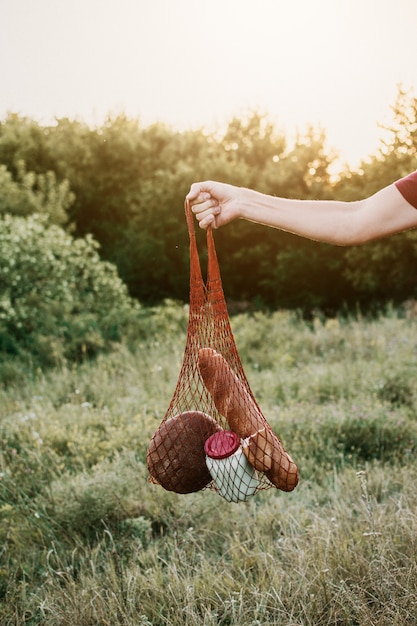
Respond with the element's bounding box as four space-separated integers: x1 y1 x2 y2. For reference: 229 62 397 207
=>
147 410 221 493
198 348 298 492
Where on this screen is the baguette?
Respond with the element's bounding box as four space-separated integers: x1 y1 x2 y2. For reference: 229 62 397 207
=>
198 348 298 492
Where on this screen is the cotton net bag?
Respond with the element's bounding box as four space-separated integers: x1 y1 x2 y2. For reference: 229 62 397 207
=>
146 199 298 502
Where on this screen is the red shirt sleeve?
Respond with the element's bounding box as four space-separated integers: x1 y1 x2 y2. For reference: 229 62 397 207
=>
395 170 417 209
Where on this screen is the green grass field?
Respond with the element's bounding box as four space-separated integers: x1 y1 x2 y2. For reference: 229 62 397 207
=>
1 304 417 625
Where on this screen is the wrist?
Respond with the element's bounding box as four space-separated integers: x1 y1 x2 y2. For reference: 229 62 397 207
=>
237 186 264 221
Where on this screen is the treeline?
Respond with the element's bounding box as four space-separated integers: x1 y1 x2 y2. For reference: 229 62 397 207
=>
1 87 417 313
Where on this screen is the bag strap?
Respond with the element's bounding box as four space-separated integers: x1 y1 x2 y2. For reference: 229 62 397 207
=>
184 198 226 313
184 198 204 304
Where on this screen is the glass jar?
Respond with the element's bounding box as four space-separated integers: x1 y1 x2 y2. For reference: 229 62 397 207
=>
204 430 259 502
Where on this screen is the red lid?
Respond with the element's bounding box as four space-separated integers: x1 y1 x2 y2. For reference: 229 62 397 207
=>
204 431 240 459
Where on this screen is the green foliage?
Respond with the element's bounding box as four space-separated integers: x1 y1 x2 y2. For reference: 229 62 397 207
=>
0 214 139 368
0 161 73 225
343 230 417 304
378 86 417 164
1 89 417 311
0 113 56 176
0 306 417 624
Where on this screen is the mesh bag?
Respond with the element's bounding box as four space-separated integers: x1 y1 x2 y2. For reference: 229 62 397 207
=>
146 199 299 501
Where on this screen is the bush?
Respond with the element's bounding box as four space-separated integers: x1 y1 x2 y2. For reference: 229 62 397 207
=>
0 214 139 369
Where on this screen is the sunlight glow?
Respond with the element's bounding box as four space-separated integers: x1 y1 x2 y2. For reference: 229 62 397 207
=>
1 0 417 168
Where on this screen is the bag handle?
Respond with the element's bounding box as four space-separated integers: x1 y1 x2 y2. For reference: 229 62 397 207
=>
184 198 224 309
185 198 202 278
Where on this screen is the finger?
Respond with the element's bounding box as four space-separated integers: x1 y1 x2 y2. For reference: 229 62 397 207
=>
191 197 219 215
199 213 217 230
186 183 211 202
194 192 212 205
194 205 220 224
186 183 200 202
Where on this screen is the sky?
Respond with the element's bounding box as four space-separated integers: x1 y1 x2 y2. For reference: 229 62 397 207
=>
1 0 417 169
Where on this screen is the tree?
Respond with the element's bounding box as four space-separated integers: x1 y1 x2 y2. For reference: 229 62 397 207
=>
2 87 417 312
0 161 73 225
0 114 55 176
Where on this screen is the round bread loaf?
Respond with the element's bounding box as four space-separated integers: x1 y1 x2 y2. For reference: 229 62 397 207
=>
147 410 220 494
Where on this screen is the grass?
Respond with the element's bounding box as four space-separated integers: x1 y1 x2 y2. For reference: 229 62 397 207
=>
1 304 417 625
